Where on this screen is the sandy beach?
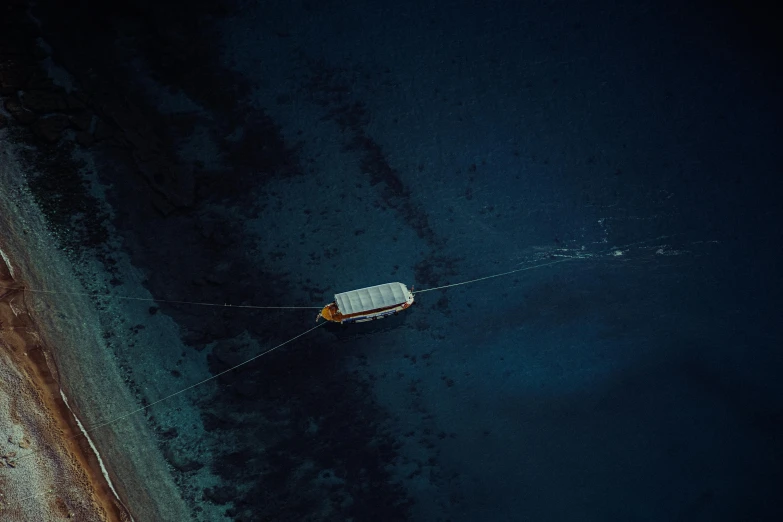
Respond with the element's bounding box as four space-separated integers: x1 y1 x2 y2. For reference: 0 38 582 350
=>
1 0 782 520
0 250 127 520
0 146 191 521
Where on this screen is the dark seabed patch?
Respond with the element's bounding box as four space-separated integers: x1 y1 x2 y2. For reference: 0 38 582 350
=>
4 0 783 520
8 0 420 519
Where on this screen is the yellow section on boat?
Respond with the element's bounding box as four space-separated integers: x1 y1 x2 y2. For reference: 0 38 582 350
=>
320 304 334 322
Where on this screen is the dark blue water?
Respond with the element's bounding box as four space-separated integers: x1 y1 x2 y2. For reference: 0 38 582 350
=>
4 0 782 520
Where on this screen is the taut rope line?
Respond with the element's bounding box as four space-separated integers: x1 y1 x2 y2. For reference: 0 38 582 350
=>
5 237 688 467
12 322 325 465
0 258 576 468
1 234 693 309
0 285 322 309
414 257 575 294
414 234 696 293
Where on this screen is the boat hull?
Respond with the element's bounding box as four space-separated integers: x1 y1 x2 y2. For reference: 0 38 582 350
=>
341 301 412 324
318 282 414 324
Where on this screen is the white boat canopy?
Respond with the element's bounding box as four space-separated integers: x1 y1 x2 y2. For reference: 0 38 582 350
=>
335 282 411 315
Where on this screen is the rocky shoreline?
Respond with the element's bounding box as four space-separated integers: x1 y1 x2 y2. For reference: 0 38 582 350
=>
0 253 131 521
1 3 135 519
1 3 202 517
2 0 417 519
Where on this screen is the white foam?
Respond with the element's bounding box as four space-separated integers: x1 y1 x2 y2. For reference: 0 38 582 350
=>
59 389 135 522
0 246 15 278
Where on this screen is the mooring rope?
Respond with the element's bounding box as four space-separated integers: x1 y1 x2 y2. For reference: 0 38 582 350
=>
84 322 325 434
413 257 576 293
3 236 690 474
0 285 322 309
413 235 693 294
11 321 325 465
0 258 577 307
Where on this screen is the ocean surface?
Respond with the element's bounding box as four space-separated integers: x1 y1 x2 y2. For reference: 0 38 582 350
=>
1 0 781 520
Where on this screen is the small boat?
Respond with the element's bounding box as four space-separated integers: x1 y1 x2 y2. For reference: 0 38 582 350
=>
317 282 415 324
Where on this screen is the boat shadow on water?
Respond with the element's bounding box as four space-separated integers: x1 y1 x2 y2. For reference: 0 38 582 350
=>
324 311 411 343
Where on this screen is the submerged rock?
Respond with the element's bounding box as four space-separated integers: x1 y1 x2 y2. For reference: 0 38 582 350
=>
0 65 33 95
21 89 69 113
4 96 36 125
203 485 237 505
75 131 95 147
32 114 71 143
164 445 203 473
69 110 93 131
209 339 248 368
